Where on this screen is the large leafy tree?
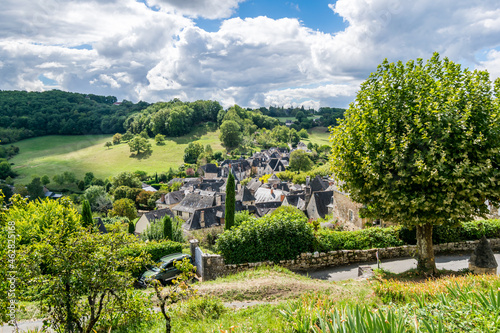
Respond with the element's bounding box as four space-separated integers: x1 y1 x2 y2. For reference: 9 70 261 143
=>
219 120 242 151
330 53 500 274
289 150 313 172
128 136 152 156
183 142 204 164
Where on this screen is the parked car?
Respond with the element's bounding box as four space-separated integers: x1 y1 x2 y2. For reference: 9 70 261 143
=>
136 253 192 288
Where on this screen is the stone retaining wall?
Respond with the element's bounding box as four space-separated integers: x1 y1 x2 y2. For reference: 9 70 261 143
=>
194 238 500 281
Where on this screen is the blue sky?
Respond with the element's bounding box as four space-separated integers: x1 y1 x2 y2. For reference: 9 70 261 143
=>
1 0 500 109
196 1 347 33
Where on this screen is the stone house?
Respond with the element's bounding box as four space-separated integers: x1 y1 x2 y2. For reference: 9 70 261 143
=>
197 163 220 179
155 190 184 209
172 191 216 220
306 190 333 220
135 208 175 234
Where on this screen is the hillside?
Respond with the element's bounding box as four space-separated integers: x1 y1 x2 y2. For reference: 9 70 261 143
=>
0 90 149 143
10 124 224 184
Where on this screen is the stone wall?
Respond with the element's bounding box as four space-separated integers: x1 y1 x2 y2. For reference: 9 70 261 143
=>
194 238 500 281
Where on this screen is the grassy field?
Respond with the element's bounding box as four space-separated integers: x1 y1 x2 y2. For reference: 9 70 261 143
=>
11 124 224 184
305 126 331 146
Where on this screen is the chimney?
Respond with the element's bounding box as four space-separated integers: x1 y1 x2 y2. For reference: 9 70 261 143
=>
270 188 274 196
200 210 205 227
280 194 285 202
160 193 166 203
216 194 221 206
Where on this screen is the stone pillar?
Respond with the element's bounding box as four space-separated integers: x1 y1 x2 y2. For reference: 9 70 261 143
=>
469 236 498 275
189 239 199 259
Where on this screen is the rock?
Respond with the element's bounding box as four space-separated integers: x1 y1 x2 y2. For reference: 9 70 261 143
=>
469 236 498 275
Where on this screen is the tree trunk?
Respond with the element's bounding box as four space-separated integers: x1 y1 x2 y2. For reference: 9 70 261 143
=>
165 314 171 333
416 223 437 275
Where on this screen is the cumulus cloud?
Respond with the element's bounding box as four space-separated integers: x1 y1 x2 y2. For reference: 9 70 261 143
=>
146 0 244 19
1 0 500 109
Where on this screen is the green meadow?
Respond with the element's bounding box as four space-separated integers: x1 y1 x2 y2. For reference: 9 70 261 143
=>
10 125 224 184
305 127 331 146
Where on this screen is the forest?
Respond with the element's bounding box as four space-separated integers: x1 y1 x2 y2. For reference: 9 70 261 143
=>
0 90 149 143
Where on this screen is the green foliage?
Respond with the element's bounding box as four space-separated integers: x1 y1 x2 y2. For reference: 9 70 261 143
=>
19 227 150 333
330 53 500 227
298 128 309 139
0 160 14 179
155 133 166 145
216 207 314 264
121 240 183 277
316 226 404 252
140 216 185 243
26 177 44 200
288 150 313 172
110 198 138 221
183 142 204 164
163 215 173 240
41 175 50 185
234 210 255 228
6 195 81 245
128 136 152 157
128 219 136 234
219 120 242 151
105 141 113 149
83 185 107 210
225 172 235 230
399 219 500 245
112 171 142 189
0 90 147 143
112 133 122 145
81 199 93 229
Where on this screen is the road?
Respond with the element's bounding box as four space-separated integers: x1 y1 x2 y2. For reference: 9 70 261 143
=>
302 253 500 281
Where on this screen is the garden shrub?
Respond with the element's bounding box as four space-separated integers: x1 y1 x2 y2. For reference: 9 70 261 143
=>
399 219 500 245
316 226 404 252
121 240 183 277
215 206 315 264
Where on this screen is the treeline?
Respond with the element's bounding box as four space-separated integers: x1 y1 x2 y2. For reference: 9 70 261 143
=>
0 90 149 143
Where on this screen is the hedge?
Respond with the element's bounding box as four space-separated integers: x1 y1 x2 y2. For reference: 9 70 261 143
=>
121 240 183 277
399 219 500 245
215 207 315 264
316 226 404 252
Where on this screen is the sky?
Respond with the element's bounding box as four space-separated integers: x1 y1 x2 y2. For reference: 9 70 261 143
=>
1 0 500 109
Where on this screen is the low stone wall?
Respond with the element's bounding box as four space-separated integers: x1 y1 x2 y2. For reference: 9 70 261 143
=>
195 238 500 281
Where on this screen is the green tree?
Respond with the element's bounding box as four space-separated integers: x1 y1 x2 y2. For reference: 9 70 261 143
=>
0 161 12 179
112 172 142 189
112 133 122 145
63 171 76 184
110 198 138 221
81 199 93 229
289 150 313 172
219 120 242 151
41 175 51 186
19 227 149 333
84 172 95 186
330 53 500 275
298 128 309 139
128 219 135 234
225 172 235 230
105 141 112 149
295 110 306 122
163 215 173 240
128 136 152 156
84 185 107 210
155 133 166 145
183 142 204 164
27 177 44 200
53 174 65 185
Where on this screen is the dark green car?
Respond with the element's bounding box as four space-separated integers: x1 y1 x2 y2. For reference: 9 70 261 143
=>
137 253 192 287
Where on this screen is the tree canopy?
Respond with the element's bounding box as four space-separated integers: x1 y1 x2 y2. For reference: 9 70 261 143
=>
330 53 500 274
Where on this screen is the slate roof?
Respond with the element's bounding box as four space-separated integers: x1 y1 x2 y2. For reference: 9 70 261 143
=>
168 178 185 186
141 184 158 192
199 180 224 192
173 192 215 213
283 193 305 207
254 188 287 203
309 191 333 219
255 201 282 216
310 175 329 193
200 163 220 174
183 206 223 230
143 208 175 223
267 158 285 172
268 173 281 184
156 191 185 205
236 186 255 202
246 179 262 193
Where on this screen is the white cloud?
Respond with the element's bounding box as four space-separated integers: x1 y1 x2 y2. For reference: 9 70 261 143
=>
146 0 245 19
1 0 500 109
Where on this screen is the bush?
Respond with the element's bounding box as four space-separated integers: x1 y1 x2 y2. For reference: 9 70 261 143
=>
181 296 226 320
121 240 183 277
316 226 404 252
399 219 500 245
215 206 314 264
140 216 185 243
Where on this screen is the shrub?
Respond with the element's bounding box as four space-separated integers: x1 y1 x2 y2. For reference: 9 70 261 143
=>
215 207 314 264
181 296 226 320
399 219 500 245
140 216 185 243
121 240 183 277
316 226 404 252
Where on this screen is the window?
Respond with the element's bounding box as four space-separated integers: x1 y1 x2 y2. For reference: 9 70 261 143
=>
176 211 182 216
348 209 354 221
